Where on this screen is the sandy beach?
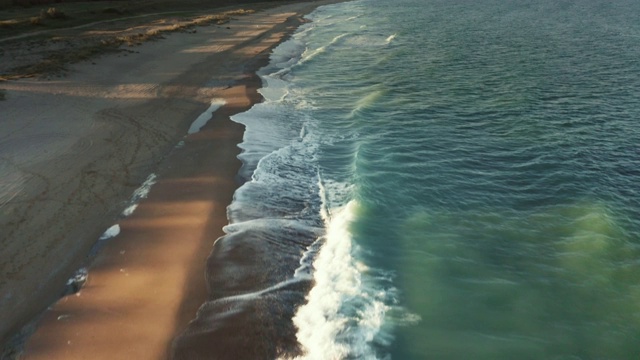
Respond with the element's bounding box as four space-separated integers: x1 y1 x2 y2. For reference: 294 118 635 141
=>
0 1 338 358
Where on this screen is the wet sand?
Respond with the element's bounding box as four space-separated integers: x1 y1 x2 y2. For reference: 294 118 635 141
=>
0 1 339 358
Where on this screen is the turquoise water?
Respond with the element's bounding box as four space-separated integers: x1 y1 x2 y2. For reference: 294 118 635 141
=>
186 0 640 358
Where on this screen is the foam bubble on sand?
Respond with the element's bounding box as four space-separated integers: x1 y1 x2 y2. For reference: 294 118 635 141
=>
65 267 89 294
188 99 226 134
99 224 120 240
122 173 157 217
122 204 139 217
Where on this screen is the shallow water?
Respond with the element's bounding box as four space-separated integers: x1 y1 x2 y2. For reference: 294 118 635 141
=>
189 0 640 358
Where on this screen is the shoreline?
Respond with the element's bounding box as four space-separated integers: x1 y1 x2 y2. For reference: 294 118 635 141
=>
0 1 342 358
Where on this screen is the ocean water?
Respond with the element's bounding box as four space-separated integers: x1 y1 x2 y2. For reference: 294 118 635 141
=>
178 0 640 359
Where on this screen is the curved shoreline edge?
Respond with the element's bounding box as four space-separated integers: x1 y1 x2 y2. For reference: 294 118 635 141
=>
0 1 343 359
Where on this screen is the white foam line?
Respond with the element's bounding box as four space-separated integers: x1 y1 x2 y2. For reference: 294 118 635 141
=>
66 267 88 287
209 277 310 304
188 99 226 134
292 201 361 359
122 204 139 217
132 173 157 200
289 199 404 360
122 173 157 217
99 224 120 240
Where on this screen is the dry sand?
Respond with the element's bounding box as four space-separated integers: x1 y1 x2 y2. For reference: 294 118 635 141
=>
0 1 339 358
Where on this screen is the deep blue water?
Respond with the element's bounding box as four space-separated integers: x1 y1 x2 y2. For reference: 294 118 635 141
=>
197 0 640 358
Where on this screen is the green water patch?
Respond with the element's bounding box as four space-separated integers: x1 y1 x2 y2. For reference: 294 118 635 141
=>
393 200 640 359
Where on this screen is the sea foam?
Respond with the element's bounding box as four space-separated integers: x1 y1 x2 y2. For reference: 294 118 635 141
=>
99 224 120 240
290 201 393 360
188 99 225 134
122 173 157 217
228 4 407 357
